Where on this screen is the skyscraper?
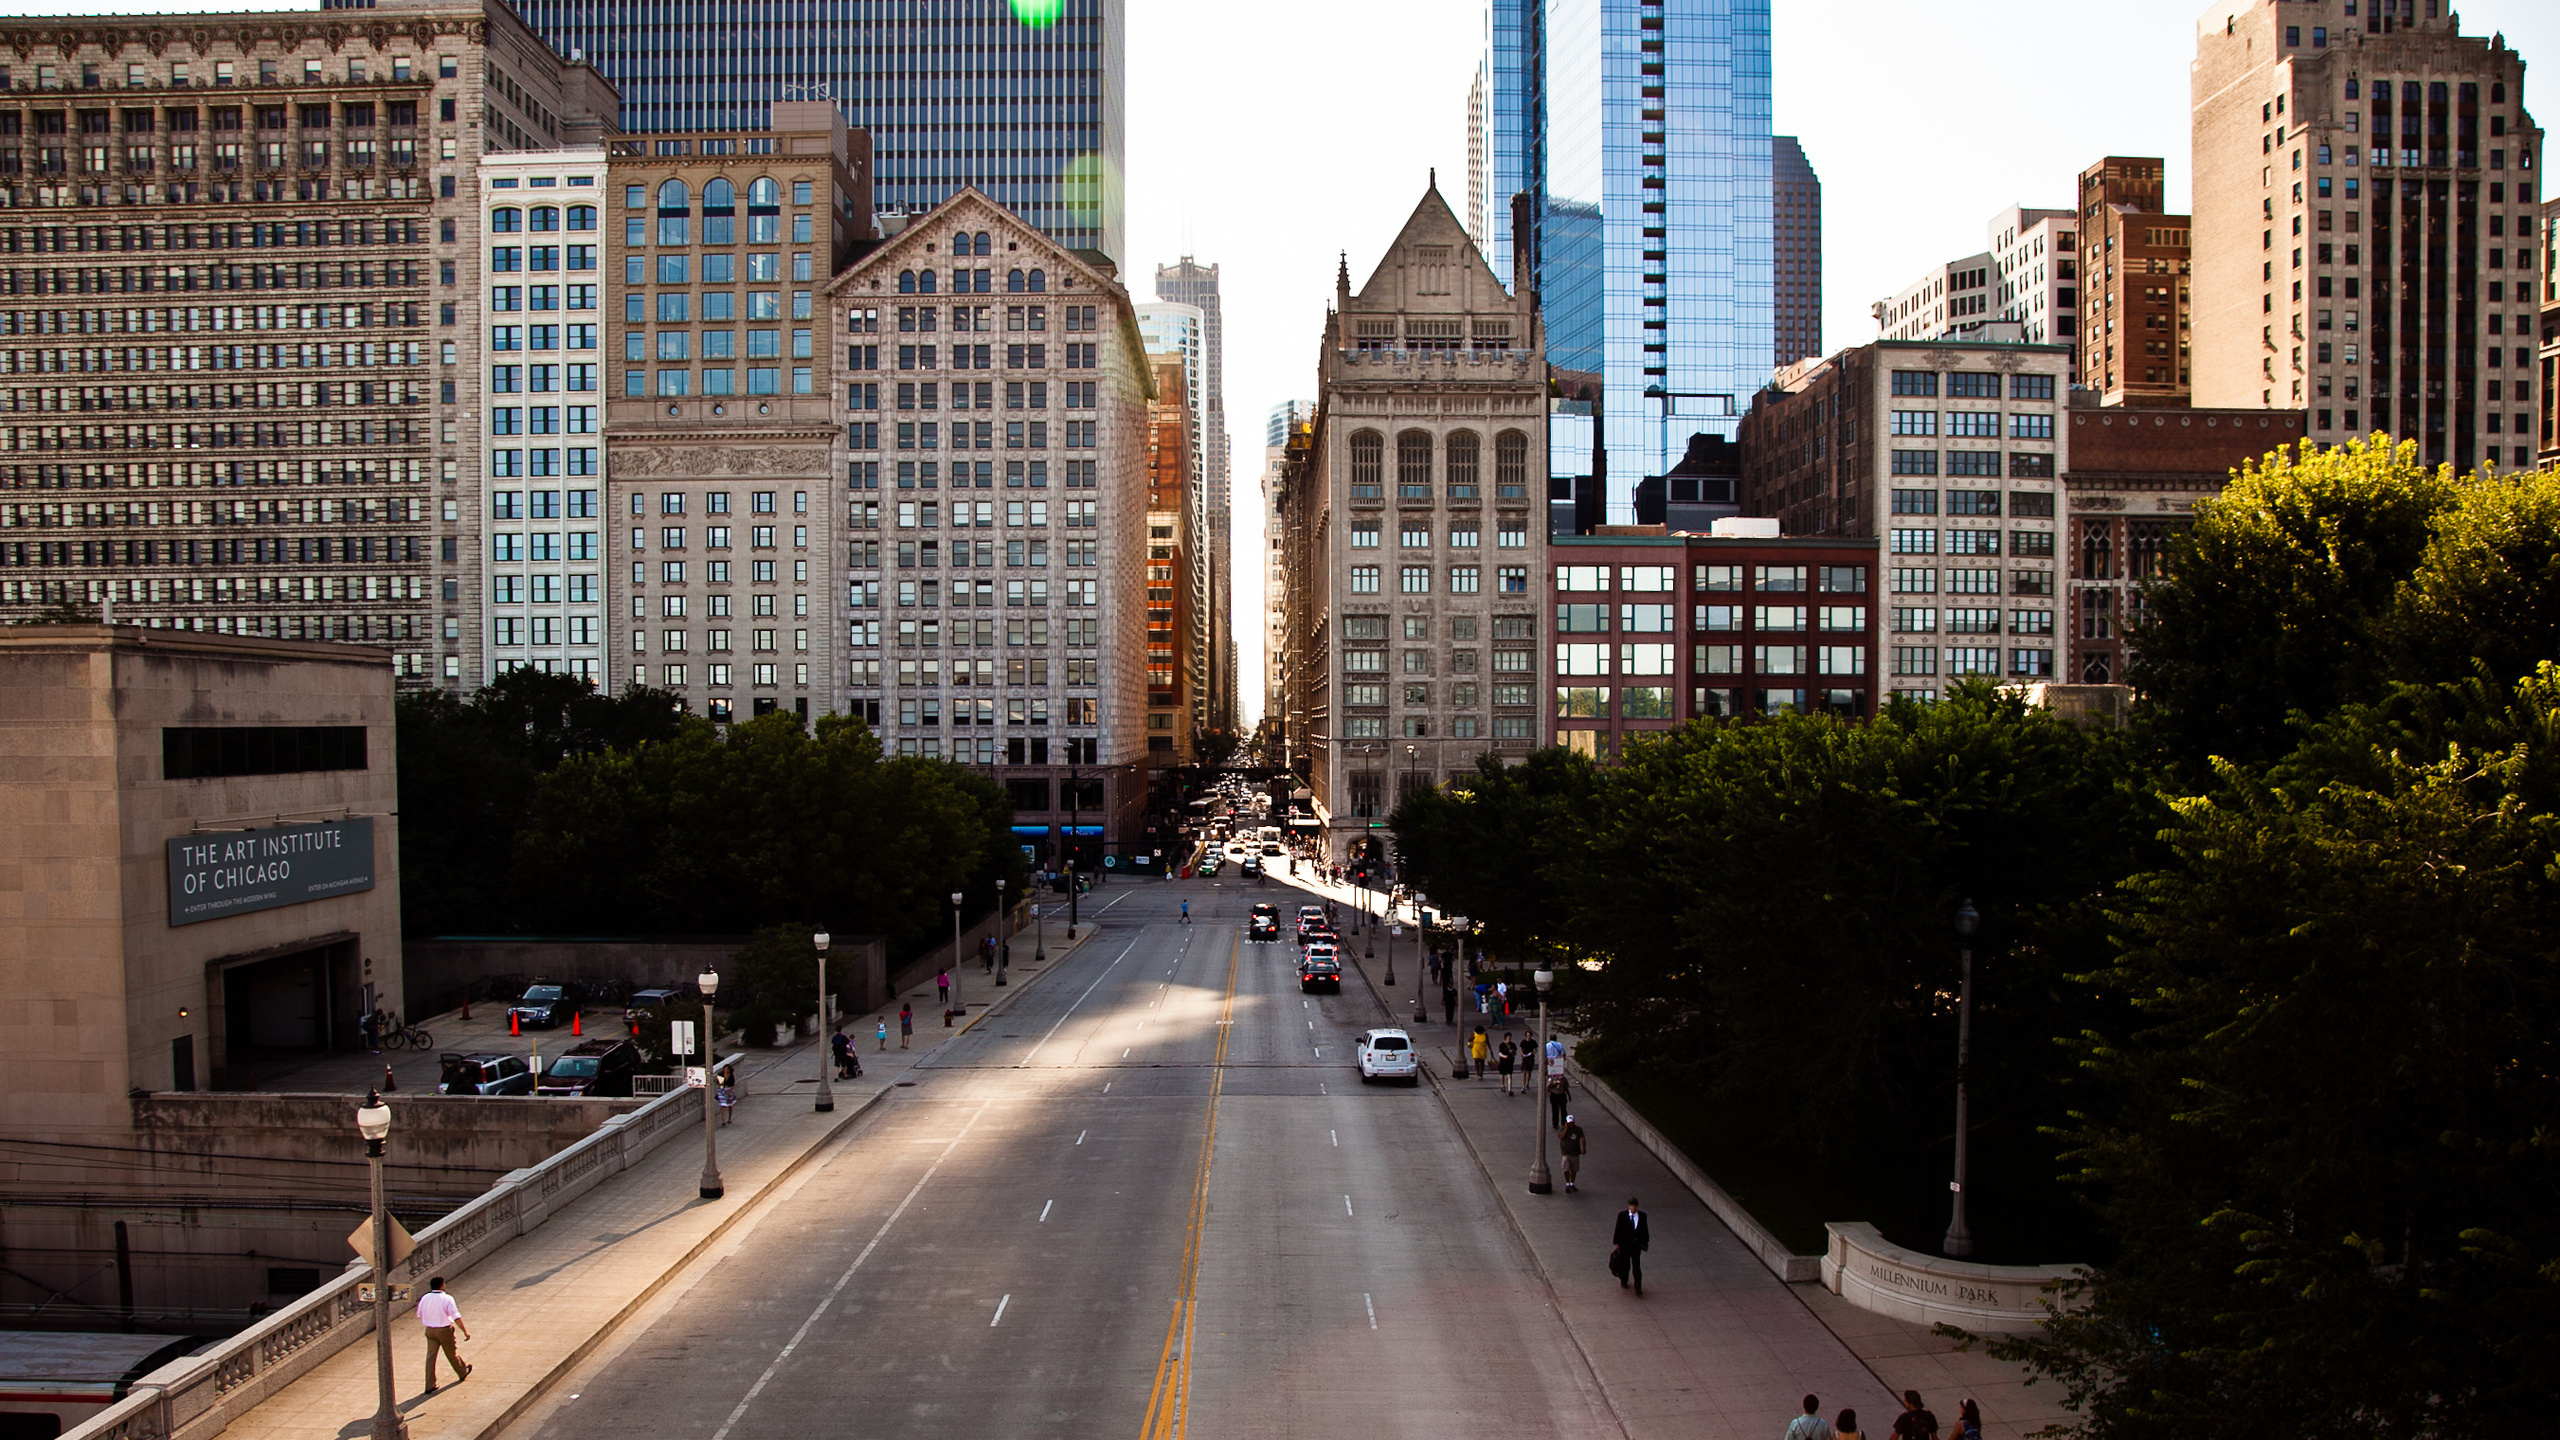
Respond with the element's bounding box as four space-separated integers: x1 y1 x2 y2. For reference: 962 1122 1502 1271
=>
500 0 1126 262
1153 258 1233 730
1136 302 1210 741
1477 0 1776 518
2075 157 2190 406
2190 0 2542 470
1773 135 1822 367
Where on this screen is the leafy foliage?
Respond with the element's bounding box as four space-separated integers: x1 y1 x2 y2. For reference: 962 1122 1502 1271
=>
2129 436 2456 767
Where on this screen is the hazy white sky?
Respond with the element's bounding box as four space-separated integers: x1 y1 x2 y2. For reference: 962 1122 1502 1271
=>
22 0 2555 727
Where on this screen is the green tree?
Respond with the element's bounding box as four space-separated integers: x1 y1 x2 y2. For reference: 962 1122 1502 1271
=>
2388 466 2560 693
1389 745 1604 965
1999 684 2560 1435
2129 436 2455 767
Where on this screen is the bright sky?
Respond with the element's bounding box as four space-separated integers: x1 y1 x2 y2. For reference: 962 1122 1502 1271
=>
25 0 2556 729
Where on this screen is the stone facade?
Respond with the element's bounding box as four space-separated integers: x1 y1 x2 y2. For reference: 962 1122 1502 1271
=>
0 6 619 686
1740 338 2073 704
601 102 869 722
822 188 1157 868
1298 184 1547 864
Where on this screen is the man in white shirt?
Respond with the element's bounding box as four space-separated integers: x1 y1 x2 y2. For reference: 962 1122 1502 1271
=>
417 1276 473 1392
1785 1394 1837 1440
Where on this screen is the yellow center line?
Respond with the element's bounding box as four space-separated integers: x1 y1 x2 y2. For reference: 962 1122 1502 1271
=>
1139 930 1239 1440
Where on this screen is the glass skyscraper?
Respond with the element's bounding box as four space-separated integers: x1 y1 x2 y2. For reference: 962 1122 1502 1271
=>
495 0 1125 261
1478 0 1773 517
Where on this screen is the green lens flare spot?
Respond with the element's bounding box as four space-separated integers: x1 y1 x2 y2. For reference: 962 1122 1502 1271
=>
1009 0 1065 25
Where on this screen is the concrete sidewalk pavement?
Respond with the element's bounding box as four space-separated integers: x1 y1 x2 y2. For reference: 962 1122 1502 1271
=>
213 920 1106 1440
1274 871 2065 1440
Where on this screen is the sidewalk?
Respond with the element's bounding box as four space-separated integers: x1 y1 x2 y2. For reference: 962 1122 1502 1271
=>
1282 872 2064 1440
212 922 1101 1440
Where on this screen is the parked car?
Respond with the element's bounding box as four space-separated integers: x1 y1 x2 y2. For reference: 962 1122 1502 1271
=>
1299 956 1342 993
437 1052 534 1096
624 987 685 1030
1356 1028 1419 1084
535 1039 642 1097
508 982 584 1030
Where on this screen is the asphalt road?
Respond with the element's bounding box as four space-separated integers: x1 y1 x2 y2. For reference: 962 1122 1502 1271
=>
516 878 1615 1438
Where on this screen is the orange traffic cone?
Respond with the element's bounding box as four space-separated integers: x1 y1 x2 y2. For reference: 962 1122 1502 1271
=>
571 1010 583 1036
510 1010 520 1037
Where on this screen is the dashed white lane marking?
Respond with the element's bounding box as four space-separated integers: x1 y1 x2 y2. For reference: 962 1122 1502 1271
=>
990 1295 1011 1326
1039 1200 1053 1222
1122 1047 1132 1058
1344 1194 1355 1217
1364 1293 1376 1329
1075 1130 1087 1145
1330 1130 1337 1147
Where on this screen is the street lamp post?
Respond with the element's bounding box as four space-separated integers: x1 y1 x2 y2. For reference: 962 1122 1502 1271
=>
1065 764 1082 940
951 891 966 1019
995 878 1009 986
1033 900 1047 966
1414 913 1430 1025
812 931 834 1114
1528 969 1556 1193
356 1090 403 1440
1944 899 1980 1258
698 967 724 1200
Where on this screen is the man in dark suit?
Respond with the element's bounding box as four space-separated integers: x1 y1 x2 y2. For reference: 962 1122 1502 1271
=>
1612 1196 1650 1293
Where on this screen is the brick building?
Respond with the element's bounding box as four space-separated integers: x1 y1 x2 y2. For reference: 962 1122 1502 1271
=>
2063 398 2306 684
1548 524 1881 759
2077 156 2194 407
0 6 617 684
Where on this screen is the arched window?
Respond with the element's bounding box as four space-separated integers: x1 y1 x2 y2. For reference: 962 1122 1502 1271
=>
1494 430 1529 500
918 268 938 294
898 269 916 294
973 231 992 256
953 231 972 255
1445 430 1481 500
489 206 520 233
746 177 780 242
747 177 779 206
1396 430 1434 500
565 204 596 232
1348 431 1384 500
528 205 559 232
1028 268 1046 292
655 179 689 246
701 178 735 245
1007 268 1025 293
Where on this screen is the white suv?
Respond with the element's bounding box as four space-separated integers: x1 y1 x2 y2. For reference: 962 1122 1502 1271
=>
1356 1028 1419 1084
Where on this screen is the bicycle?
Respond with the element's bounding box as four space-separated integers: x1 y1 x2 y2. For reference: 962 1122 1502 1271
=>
390 1022 432 1051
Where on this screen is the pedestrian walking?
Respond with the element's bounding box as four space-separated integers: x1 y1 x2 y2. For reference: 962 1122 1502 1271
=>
1441 984 1458 1025
1889 1391 1938 1440
1180 898 1191 924
1469 1025 1489 1080
1786 1395 1836 1440
937 971 950 1007
1496 1034 1518 1094
416 1276 472 1393
1834 1410 1865 1440
898 1003 913 1047
1610 1196 1650 1294
830 1029 855 1080
1558 1115 1586 1192
1953 1400 1982 1440
982 936 996 974
1547 1071 1570 1127
1496 980 1510 1016
717 1074 736 1125
876 1016 889 1051
1474 981 1492 1015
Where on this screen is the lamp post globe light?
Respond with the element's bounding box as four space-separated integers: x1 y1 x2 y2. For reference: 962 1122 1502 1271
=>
698 967 724 1201
357 1089 403 1440
812 931 834 1114
995 878 1009 986
1528 969 1556 1193
1944 899 1981 1258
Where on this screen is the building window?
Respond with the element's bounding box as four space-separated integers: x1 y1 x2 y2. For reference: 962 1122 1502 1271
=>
1350 566 1380 594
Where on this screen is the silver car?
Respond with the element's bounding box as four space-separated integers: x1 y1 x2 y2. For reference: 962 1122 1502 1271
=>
1356 1028 1419 1084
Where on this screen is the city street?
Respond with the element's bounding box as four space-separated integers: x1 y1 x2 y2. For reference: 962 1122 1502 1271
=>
510 878 1620 1439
